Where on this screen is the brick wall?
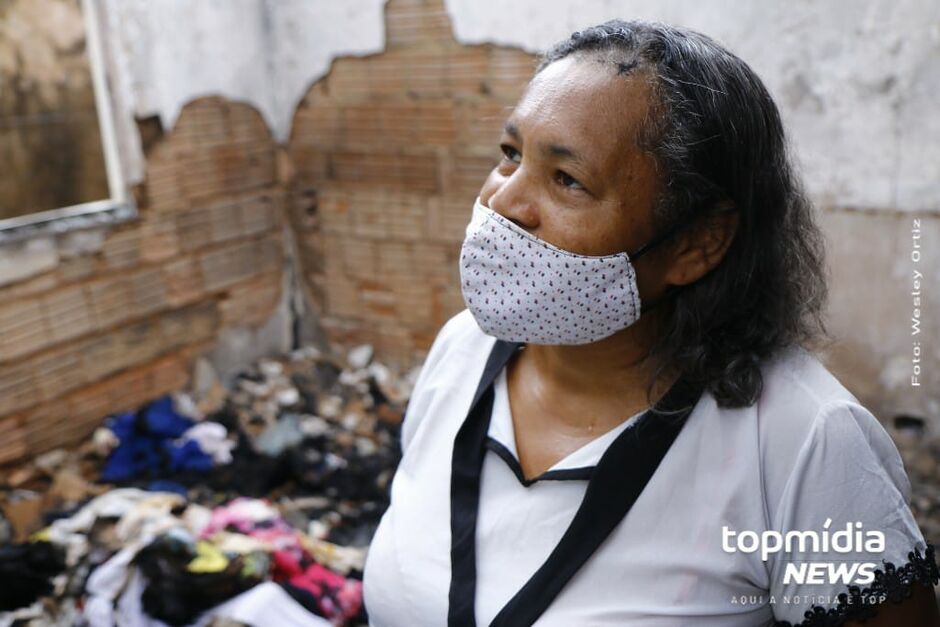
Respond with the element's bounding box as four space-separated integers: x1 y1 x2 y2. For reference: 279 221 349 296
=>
287 0 535 364
0 97 285 464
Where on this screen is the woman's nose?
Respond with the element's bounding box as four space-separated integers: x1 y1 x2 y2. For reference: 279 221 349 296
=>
483 175 540 230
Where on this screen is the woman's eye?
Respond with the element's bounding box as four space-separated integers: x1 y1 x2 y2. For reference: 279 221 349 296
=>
500 144 521 163
556 170 585 191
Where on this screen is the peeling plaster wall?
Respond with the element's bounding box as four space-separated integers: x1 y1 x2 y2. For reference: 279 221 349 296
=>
100 0 388 182
444 0 940 213
99 0 940 212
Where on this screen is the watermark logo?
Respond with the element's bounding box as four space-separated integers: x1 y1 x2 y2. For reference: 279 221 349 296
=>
912 218 924 387
722 519 885 585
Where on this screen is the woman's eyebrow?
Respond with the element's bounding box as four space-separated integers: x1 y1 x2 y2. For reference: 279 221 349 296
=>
503 120 589 169
544 143 585 166
503 121 522 142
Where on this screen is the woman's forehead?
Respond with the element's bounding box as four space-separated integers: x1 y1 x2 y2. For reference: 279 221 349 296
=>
509 55 655 167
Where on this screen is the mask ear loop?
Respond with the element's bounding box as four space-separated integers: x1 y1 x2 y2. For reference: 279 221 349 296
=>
631 204 738 314
628 219 689 261
627 221 686 317
629 203 738 261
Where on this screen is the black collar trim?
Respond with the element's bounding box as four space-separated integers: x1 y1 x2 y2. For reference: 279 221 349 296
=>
448 339 702 627
484 437 595 486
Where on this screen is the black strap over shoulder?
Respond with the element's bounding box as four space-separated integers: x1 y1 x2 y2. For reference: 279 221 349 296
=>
448 340 702 627
449 340 521 626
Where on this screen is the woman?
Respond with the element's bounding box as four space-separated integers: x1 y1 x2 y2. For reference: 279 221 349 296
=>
362 20 940 626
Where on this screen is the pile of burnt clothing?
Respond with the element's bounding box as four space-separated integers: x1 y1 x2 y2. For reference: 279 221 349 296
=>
0 540 66 614
1 491 363 626
98 398 225 484
0 344 416 626
95 344 409 500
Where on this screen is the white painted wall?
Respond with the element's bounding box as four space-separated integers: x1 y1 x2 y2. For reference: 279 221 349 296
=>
99 0 387 181
444 0 940 212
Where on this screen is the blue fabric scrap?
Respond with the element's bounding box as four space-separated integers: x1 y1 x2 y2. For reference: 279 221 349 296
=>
101 397 213 483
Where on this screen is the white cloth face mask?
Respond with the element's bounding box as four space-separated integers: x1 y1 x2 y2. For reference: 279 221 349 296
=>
459 197 652 345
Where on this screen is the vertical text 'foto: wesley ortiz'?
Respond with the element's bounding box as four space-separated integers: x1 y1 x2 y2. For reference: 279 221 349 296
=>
911 218 923 387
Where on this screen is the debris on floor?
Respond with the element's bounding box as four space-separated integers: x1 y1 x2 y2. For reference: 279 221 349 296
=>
892 416 940 548
0 344 418 627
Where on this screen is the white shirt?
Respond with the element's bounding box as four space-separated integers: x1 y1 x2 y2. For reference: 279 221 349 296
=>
363 309 934 626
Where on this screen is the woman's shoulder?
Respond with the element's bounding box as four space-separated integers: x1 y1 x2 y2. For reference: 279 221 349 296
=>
751 349 934 625
400 309 495 452
415 309 496 382
757 345 858 422
754 346 874 460
428 308 494 356
753 346 914 528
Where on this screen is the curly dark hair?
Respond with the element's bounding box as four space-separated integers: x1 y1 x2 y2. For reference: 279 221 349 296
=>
538 20 828 408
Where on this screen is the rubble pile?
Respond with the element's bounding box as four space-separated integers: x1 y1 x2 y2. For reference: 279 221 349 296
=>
0 345 417 627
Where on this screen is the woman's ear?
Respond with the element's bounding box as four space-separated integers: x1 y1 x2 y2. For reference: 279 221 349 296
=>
663 203 739 287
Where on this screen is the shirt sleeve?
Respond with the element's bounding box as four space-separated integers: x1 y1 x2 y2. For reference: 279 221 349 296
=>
766 399 939 626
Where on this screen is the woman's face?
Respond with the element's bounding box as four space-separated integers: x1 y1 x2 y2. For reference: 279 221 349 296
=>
478 54 662 261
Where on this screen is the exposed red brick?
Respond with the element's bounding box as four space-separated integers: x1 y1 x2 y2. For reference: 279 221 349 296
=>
0 416 27 465
200 240 259 292
327 150 439 193
139 216 180 263
0 271 58 300
241 192 280 236
288 0 534 364
101 227 142 270
0 1 538 463
55 254 99 285
23 353 191 453
78 333 123 382
32 346 86 403
219 273 283 328
0 361 36 417
0 299 51 362
88 275 134 330
163 258 205 307
385 0 455 50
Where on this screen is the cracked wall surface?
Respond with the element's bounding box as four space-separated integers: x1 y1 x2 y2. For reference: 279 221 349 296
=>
92 0 940 213
99 0 388 183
